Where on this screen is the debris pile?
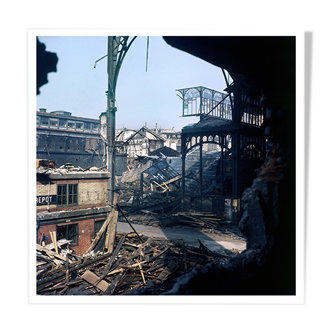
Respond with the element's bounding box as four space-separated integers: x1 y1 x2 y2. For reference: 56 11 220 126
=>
36 232 232 295
37 162 108 175
118 157 182 213
36 155 246 296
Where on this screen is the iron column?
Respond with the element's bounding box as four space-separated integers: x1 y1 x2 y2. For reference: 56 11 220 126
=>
107 36 116 207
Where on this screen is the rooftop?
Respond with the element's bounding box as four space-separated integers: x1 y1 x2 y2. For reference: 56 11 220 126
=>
37 164 110 179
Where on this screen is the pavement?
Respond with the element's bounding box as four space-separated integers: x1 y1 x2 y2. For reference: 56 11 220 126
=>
116 221 246 255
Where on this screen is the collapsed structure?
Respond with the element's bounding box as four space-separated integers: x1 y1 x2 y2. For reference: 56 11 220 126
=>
36 36 296 296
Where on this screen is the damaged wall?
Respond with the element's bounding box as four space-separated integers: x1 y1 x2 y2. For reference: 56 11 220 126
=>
37 169 111 255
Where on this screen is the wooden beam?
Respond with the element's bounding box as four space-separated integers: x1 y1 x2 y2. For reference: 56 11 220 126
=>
104 211 119 253
86 210 115 253
37 251 113 290
104 194 119 253
36 244 68 262
49 231 59 254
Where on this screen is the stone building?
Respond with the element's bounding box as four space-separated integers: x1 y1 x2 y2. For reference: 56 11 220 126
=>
37 109 127 175
37 109 106 169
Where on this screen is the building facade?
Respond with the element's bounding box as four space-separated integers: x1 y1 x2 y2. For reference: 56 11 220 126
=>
158 129 181 153
36 167 111 255
37 109 106 169
114 126 182 165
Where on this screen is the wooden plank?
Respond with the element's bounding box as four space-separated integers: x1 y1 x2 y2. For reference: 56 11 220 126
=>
103 270 125 295
99 235 126 280
104 194 118 252
53 231 59 254
137 260 146 284
37 251 113 291
36 244 68 262
86 210 115 253
104 211 119 253
81 270 110 293
49 231 59 254
164 174 182 185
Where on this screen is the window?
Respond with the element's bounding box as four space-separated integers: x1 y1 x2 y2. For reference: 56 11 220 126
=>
84 122 91 130
57 184 78 206
50 118 58 127
67 122 75 129
59 119 66 128
57 223 79 245
76 122 83 130
94 219 105 235
40 117 49 126
92 123 99 132
36 116 40 126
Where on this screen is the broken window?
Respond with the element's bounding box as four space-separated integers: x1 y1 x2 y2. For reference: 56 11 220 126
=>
56 223 79 245
92 123 99 132
57 183 78 206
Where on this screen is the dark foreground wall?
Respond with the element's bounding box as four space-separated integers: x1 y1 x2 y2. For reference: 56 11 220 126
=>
163 36 296 295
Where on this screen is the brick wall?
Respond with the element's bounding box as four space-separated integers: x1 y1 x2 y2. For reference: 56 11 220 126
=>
37 173 109 255
37 217 105 256
37 178 108 212
78 180 107 205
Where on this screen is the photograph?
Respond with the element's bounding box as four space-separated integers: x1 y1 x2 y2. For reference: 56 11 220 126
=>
34 35 297 298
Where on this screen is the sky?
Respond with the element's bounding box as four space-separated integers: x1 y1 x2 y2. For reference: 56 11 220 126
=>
37 36 226 131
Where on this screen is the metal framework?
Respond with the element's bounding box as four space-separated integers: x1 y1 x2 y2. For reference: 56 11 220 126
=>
179 74 266 222
96 36 136 207
177 86 233 119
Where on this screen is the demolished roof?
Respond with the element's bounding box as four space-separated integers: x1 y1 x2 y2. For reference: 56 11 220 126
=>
149 146 180 157
125 126 166 143
37 164 110 179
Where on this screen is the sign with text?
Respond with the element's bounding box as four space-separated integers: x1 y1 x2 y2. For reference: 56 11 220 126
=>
36 195 57 205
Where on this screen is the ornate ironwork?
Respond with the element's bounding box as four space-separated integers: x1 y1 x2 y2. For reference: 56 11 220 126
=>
178 80 266 220
177 86 232 119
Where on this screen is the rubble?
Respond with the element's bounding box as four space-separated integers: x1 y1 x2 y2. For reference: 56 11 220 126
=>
36 193 244 295
36 231 232 295
36 155 246 296
117 156 182 214
37 163 109 176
